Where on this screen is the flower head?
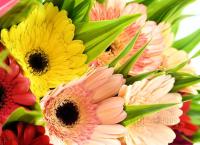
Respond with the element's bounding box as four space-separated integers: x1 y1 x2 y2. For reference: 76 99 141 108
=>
1 3 88 97
0 45 35 134
90 0 165 74
119 75 182 145
41 67 126 145
0 122 52 145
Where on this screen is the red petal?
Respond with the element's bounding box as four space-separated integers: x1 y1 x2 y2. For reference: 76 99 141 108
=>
5 59 20 82
12 74 30 94
1 129 18 145
35 126 45 135
0 69 6 81
17 122 25 139
12 92 36 106
30 135 50 145
23 124 36 145
0 104 19 124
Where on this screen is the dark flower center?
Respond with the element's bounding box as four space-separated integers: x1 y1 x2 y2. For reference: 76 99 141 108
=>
0 86 5 107
26 50 49 75
56 101 79 126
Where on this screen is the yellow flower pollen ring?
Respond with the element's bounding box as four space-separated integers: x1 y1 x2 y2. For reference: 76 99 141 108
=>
1 3 88 98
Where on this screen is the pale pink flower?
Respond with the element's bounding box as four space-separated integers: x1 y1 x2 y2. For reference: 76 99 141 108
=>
41 67 127 145
90 0 165 74
0 0 19 17
119 75 182 145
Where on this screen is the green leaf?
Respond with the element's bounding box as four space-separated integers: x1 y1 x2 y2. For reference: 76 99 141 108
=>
172 75 200 92
0 0 41 29
96 0 105 3
45 0 93 23
70 0 93 23
182 93 200 102
193 131 200 143
173 29 200 53
109 31 140 67
116 41 148 76
171 15 193 35
192 49 200 59
146 0 195 23
0 50 10 72
75 14 141 63
5 106 44 126
61 0 75 14
122 103 176 126
126 70 163 85
188 101 200 125
166 60 189 73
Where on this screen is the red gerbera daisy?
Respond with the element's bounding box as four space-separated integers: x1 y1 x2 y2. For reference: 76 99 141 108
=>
0 122 52 145
0 44 35 134
172 101 198 136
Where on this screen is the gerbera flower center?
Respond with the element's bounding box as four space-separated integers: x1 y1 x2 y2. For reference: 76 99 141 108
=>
56 101 80 126
26 50 49 75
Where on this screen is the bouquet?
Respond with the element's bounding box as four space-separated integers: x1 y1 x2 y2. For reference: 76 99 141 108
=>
0 0 200 145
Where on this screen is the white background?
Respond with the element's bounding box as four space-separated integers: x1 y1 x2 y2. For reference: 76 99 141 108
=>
176 0 200 75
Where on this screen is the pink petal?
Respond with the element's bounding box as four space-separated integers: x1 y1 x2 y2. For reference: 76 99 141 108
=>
0 0 19 17
83 67 114 90
92 74 124 103
97 97 125 124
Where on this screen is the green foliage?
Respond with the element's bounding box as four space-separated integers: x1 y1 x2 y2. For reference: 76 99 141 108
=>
173 29 200 53
96 0 105 3
189 100 200 126
115 41 148 76
0 50 10 72
193 131 200 143
126 70 163 85
5 103 44 126
182 94 200 102
0 0 41 29
75 14 141 63
109 31 140 67
122 103 176 126
131 0 196 35
45 0 93 23
171 14 193 35
170 72 200 92
166 60 189 73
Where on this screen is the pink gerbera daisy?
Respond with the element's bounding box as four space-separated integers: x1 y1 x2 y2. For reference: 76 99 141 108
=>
41 67 126 145
0 45 35 134
119 75 182 145
90 0 165 74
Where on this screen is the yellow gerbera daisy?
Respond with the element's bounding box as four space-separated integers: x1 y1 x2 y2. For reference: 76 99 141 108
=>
1 3 88 98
